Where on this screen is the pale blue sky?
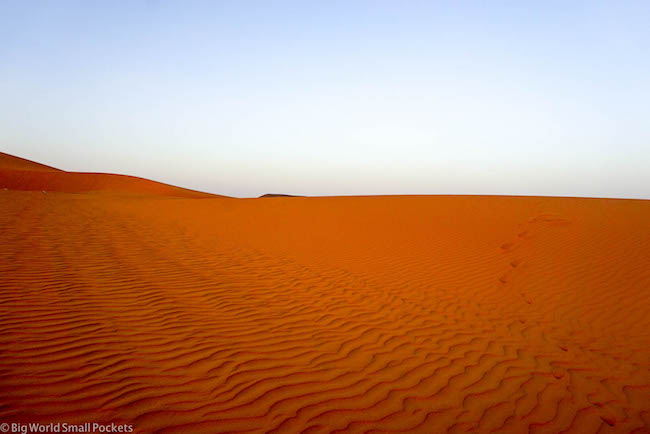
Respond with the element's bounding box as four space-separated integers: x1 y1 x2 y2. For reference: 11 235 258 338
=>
1 1 649 198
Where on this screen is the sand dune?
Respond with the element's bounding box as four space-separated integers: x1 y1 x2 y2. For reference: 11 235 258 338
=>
0 153 217 198
0 152 63 172
1 154 649 433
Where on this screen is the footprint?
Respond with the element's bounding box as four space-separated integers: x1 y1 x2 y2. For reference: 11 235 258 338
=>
600 416 615 427
530 214 571 225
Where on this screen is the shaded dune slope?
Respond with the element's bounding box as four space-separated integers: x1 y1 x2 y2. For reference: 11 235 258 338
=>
0 160 649 432
0 152 218 198
0 152 62 172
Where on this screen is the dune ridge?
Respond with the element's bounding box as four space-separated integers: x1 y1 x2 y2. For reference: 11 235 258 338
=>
0 152 63 171
1 153 649 433
0 152 218 198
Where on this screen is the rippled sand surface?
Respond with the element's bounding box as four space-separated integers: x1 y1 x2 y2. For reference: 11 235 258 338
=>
1 153 649 433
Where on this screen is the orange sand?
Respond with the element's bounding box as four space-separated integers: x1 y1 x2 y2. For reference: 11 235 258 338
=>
0 152 217 198
1 153 649 433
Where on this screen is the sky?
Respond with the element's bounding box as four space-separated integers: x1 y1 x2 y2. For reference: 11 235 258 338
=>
1 1 649 198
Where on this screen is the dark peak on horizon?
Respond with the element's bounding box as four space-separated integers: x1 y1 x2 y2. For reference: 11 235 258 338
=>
260 193 302 198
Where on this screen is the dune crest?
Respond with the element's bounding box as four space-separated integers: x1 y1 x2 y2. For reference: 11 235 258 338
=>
1 154 649 433
0 152 219 198
0 151 62 171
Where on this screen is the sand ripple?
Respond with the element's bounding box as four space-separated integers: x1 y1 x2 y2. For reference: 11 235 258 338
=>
1 188 649 433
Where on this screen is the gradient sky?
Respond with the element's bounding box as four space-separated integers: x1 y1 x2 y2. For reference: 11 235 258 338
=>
2 1 649 198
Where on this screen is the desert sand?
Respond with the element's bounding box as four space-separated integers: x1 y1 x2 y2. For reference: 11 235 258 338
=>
0 152 216 198
0 152 649 433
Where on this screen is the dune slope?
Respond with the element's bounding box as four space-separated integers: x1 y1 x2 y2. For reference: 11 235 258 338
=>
0 152 217 198
0 162 649 432
0 152 63 171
